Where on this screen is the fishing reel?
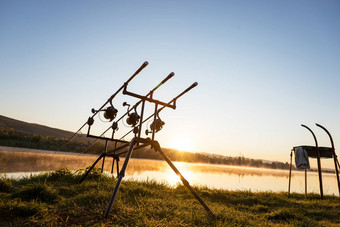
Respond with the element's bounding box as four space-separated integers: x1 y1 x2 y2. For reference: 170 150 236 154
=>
123 102 140 127
145 113 165 135
103 106 118 121
91 101 118 122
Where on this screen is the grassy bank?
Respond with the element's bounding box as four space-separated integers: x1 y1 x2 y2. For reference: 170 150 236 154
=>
0 168 339 226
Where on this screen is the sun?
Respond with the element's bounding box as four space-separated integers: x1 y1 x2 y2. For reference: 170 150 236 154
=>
170 136 194 152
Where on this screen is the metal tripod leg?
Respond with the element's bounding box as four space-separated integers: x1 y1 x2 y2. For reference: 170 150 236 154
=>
103 138 214 218
152 141 215 218
79 153 105 183
111 156 115 174
104 140 137 218
110 155 120 175
81 143 130 183
116 157 120 176
101 140 109 173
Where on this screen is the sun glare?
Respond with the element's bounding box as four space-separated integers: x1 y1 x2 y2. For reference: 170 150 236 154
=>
165 163 193 186
170 136 194 152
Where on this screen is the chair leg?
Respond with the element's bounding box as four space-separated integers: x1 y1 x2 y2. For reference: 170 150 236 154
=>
288 150 293 197
334 155 340 196
305 169 307 199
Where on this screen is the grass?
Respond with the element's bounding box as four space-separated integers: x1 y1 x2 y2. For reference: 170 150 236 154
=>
0 168 339 226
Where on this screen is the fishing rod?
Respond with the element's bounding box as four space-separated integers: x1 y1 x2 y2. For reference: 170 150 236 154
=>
60 61 149 150
99 82 198 160
118 82 198 140
85 81 197 156
80 72 175 152
77 63 214 218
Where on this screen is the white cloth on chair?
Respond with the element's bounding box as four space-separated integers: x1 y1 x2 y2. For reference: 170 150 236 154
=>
295 147 310 169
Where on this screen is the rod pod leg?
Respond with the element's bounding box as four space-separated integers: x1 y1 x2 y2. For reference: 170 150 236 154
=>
116 158 120 176
104 140 137 218
101 140 109 173
111 157 114 174
151 141 215 218
79 153 105 183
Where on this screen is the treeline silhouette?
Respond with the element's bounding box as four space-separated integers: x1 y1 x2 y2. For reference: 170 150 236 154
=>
0 128 103 154
132 148 290 169
0 128 290 170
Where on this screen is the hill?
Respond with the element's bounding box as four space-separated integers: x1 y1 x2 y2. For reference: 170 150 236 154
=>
0 115 90 143
0 115 290 169
0 115 97 153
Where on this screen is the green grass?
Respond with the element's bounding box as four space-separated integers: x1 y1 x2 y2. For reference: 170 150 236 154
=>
0 168 339 226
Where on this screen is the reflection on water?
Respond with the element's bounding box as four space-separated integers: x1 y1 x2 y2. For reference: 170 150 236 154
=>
0 147 338 195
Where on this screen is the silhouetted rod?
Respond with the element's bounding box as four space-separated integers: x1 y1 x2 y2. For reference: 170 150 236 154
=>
173 82 198 101
93 61 149 117
119 82 198 140
111 72 175 125
63 61 148 146
97 72 175 148
150 72 174 93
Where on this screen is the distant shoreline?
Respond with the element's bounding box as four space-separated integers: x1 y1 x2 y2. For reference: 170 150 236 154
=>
0 146 335 174
0 146 96 157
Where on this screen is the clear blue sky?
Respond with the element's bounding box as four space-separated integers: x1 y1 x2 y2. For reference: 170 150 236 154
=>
1 0 339 166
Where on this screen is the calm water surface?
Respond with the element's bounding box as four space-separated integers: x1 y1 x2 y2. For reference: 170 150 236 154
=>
0 147 338 195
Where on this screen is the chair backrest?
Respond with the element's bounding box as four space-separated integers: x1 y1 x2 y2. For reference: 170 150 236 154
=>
293 146 333 158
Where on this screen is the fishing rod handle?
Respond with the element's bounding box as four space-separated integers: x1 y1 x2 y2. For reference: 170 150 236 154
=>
126 61 149 84
67 61 148 145
173 82 198 101
106 61 149 103
149 72 175 93
160 72 175 86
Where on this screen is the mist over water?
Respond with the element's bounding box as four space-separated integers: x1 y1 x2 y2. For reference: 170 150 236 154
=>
0 147 338 195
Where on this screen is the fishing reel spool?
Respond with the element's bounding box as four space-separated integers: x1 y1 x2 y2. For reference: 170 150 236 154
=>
123 102 140 127
91 100 118 122
103 106 118 121
145 112 165 135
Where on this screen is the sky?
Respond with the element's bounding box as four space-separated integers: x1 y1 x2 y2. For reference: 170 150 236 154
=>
1 0 339 167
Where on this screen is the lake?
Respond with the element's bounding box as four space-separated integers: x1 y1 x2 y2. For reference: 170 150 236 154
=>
0 146 338 196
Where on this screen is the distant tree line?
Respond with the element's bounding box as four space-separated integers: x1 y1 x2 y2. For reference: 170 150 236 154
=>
0 128 104 154
0 128 290 170
132 148 291 170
